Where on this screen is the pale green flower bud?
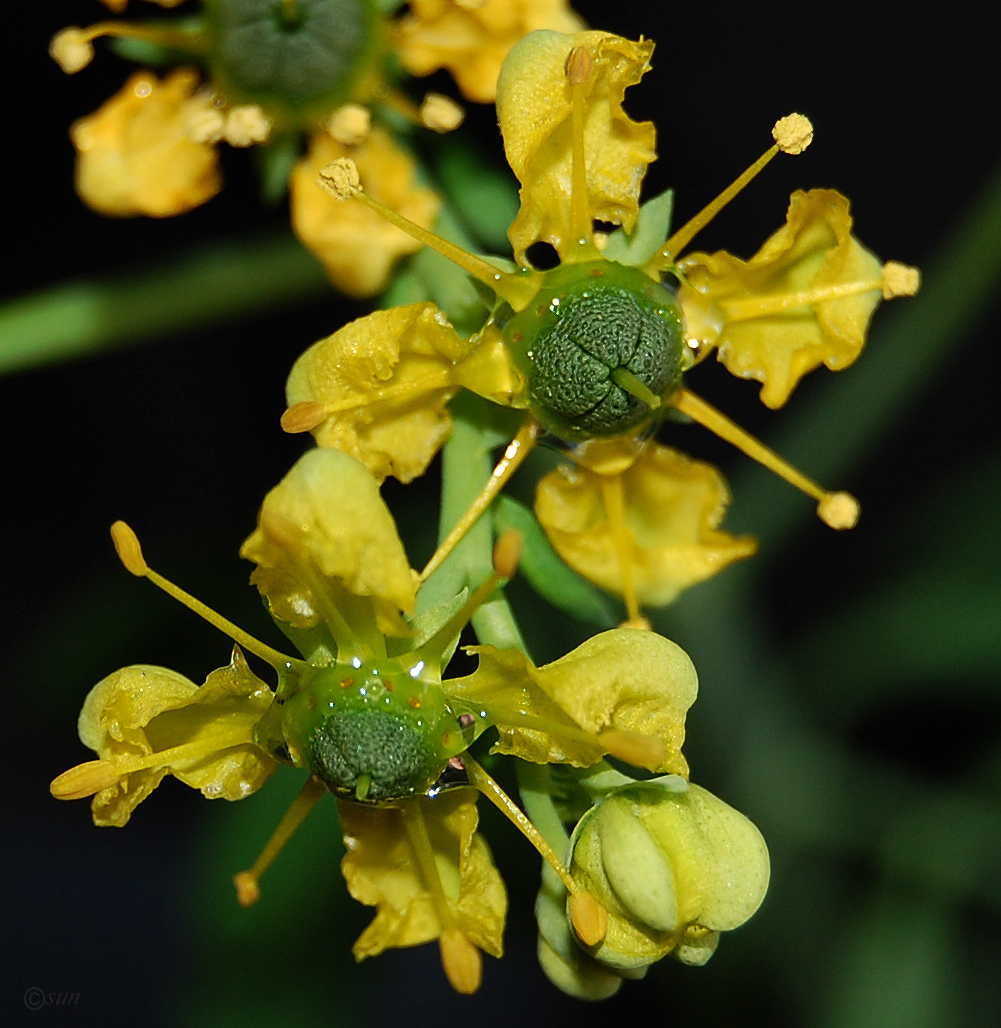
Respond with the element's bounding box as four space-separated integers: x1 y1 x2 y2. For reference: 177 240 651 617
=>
566 777 769 970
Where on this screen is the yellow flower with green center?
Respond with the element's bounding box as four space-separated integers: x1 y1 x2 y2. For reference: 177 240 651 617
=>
282 28 920 622
48 0 583 296
51 446 699 993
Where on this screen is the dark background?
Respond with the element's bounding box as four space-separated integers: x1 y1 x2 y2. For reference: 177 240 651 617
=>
5 2 1000 1026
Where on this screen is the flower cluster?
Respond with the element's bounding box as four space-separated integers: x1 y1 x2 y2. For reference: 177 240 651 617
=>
281 28 919 623
49 17 919 1004
49 0 582 295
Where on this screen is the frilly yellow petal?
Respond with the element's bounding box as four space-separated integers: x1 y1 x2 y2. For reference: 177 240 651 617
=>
678 189 884 408
394 0 586 104
534 441 757 606
286 304 471 484
338 790 506 959
496 31 655 264
71 69 221 217
291 128 441 298
449 628 696 775
71 650 276 826
241 449 416 636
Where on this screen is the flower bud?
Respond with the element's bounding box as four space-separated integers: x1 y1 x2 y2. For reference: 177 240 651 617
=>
566 778 769 970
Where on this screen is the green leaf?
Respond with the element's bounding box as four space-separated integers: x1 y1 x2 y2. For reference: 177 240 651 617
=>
492 494 618 628
600 188 674 267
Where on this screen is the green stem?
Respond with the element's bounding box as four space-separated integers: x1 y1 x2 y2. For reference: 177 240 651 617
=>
0 228 328 377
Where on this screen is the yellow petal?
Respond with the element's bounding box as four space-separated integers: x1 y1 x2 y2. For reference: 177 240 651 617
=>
449 628 696 774
291 128 441 298
71 69 220 217
678 189 885 408
338 789 506 959
241 449 416 637
72 651 276 826
535 440 757 606
496 30 656 264
286 304 471 484
394 0 585 104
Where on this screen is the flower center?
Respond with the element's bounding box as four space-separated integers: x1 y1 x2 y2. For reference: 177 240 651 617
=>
203 0 379 123
501 261 687 439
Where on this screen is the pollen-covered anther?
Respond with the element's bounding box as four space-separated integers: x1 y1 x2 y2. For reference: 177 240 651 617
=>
326 103 371 147
439 929 482 994
281 400 328 434
232 871 261 908
183 97 225 144
570 890 608 947
818 491 860 530
564 45 593 86
49 28 95 74
492 530 523 580
420 93 465 133
110 520 149 577
50 758 120 800
881 261 921 299
317 158 362 201
224 105 272 147
772 113 814 154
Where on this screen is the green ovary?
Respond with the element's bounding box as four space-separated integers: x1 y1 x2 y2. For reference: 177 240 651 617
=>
503 262 687 440
203 0 378 123
311 710 432 801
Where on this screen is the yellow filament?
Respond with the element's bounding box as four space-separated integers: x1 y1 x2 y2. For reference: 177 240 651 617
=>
346 187 541 311
73 20 200 52
463 756 579 895
565 47 602 262
109 521 307 673
598 475 642 624
671 388 859 527
719 278 885 322
419 418 540 583
233 775 327 907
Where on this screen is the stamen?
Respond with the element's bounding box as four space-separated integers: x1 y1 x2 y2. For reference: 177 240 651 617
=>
670 389 860 529
49 21 202 75
564 46 602 262
418 531 523 671
463 756 582 897
650 114 814 266
399 800 483 994
326 103 371 147
50 728 255 800
223 105 272 148
570 890 608 947
420 418 540 584
109 521 308 671
281 370 456 433
316 159 541 312
881 261 921 299
233 775 327 907
420 93 465 133
598 476 643 625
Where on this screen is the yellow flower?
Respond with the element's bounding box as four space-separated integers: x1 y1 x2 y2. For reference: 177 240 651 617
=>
394 0 585 105
49 649 277 826
52 447 699 992
285 28 919 621
70 68 221 217
50 0 584 295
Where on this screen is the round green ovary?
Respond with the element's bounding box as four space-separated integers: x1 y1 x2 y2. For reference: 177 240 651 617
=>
205 0 375 119
504 263 686 440
311 709 431 801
